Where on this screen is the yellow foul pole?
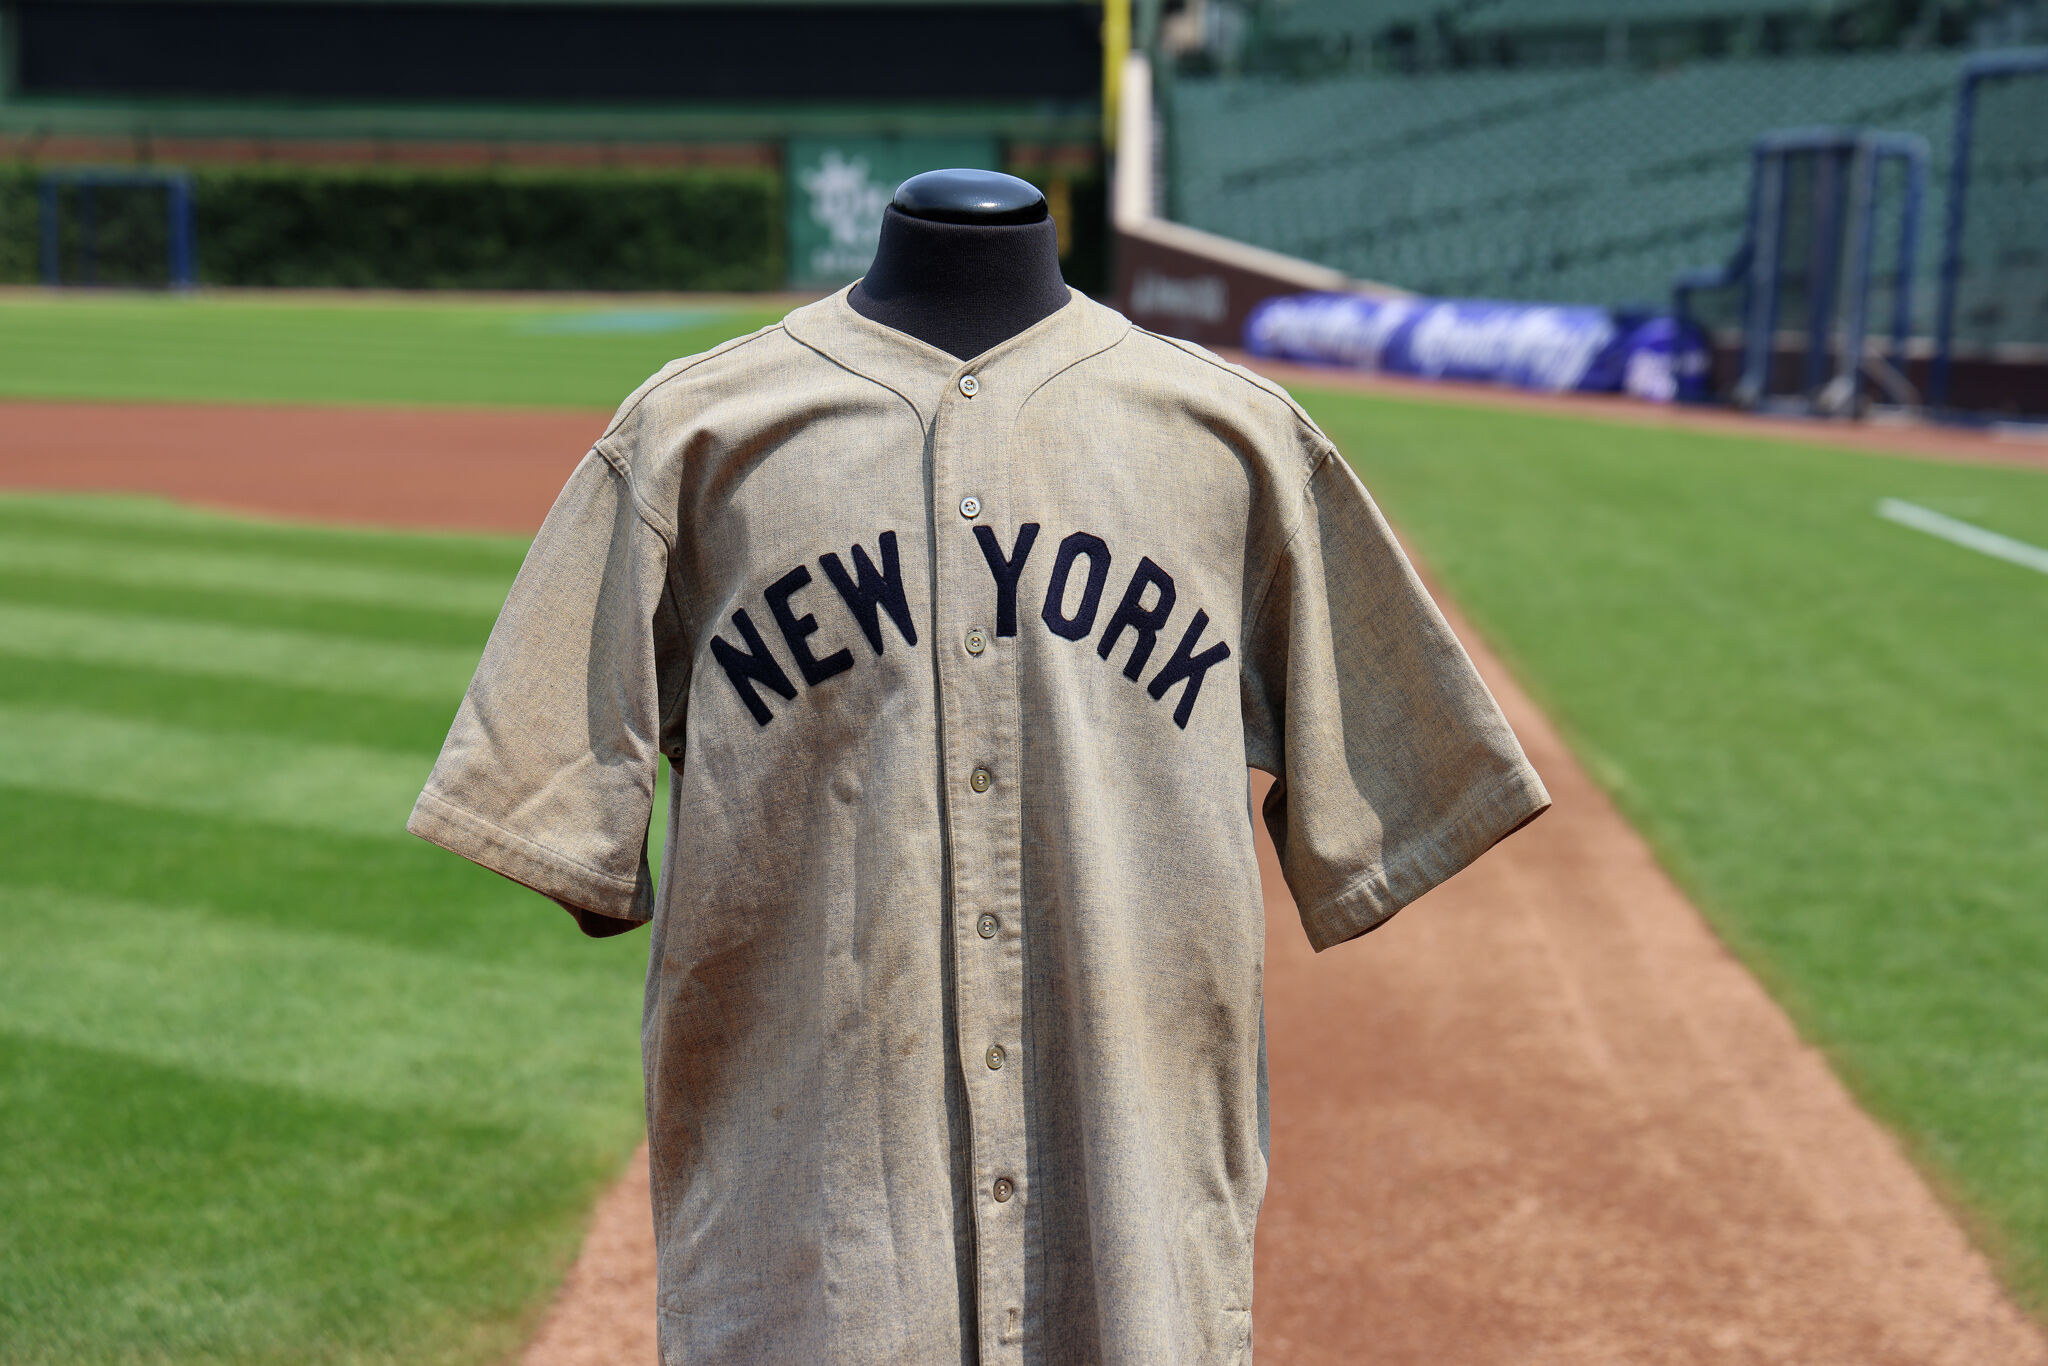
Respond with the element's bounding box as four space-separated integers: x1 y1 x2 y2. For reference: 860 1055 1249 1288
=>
1102 0 1131 148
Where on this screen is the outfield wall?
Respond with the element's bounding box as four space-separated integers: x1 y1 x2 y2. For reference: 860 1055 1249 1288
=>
4 156 1110 293
0 0 1110 290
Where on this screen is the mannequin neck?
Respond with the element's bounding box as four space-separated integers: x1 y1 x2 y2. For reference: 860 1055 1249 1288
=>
848 207 1070 361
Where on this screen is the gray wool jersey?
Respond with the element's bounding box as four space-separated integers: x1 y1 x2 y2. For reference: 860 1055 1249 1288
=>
408 285 1550 1366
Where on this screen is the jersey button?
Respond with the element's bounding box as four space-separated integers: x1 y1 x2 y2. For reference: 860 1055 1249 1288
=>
969 767 992 794
992 1177 1014 1203
958 373 980 397
977 913 999 938
985 1044 1006 1070
965 628 987 656
959 495 981 519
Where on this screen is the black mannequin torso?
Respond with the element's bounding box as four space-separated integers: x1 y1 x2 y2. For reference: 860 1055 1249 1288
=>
848 170 1070 360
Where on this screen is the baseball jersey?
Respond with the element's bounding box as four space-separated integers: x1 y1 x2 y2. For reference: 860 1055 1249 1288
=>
408 285 1550 1366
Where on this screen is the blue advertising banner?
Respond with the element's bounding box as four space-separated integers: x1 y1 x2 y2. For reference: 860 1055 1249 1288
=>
1243 292 1708 402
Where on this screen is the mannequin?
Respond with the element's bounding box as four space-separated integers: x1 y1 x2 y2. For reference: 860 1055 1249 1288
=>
563 169 1067 941
848 168 1071 359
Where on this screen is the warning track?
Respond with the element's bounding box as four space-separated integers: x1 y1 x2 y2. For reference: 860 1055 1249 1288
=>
6 395 2043 1365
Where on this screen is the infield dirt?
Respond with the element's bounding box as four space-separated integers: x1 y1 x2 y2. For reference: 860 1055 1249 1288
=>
5 394 2044 1364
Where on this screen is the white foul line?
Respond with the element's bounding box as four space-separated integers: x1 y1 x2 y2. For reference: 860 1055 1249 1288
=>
1876 499 2048 577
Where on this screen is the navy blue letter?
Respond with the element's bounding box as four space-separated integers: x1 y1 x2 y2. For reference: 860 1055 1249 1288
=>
820 530 918 655
1147 609 1232 729
765 564 854 688
1041 531 1111 642
711 609 797 726
1096 556 1177 681
974 522 1039 638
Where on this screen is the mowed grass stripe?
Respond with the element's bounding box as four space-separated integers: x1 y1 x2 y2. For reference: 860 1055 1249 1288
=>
0 569 497 651
2 705 428 837
0 528 519 615
0 1032 618 1366
0 786 577 966
0 886 644 1130
0 602 480 704
0 655 465 753
0 493 531 578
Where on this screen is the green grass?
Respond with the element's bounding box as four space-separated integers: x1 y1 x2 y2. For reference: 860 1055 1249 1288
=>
0 293 785 408
0 492 669 1365
4 292 2045 1349
1297 387 2048 1313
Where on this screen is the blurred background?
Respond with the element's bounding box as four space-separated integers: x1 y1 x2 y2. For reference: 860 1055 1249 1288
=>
3 4 2046 1365
0 0 1110 293
6 0 2046 412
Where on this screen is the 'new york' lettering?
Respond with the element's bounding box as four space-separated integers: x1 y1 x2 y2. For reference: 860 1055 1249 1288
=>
712 523 1229 730
713 530 917 726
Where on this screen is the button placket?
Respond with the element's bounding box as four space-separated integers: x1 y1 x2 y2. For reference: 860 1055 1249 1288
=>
925 367 1029 1365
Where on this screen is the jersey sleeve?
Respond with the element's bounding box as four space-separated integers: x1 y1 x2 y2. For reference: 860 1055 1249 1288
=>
1241 442 1550 952
406 448 686 925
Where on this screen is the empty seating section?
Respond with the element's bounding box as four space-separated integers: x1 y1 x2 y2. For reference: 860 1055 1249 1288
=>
1165 51 1960 316
1462 0 1857 31
1263 0 1482 41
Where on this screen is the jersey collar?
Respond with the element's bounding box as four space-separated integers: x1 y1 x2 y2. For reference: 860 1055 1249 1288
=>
781 283 1131 424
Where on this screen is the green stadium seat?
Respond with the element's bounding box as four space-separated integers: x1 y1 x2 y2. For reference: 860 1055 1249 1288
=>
1166 50 1961 325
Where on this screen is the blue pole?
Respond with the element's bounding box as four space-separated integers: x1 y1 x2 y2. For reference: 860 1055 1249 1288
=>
168 175 196 289
1731 150 1763 403
38 178 60 286
1929 66 1979 410
1739 147 1785 407
1891 143 1925 380
1804 146 1844 401
1839 142 1878 411
80 183 97 287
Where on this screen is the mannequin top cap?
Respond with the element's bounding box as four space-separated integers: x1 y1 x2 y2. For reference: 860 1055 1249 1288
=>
890 169 1048 226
